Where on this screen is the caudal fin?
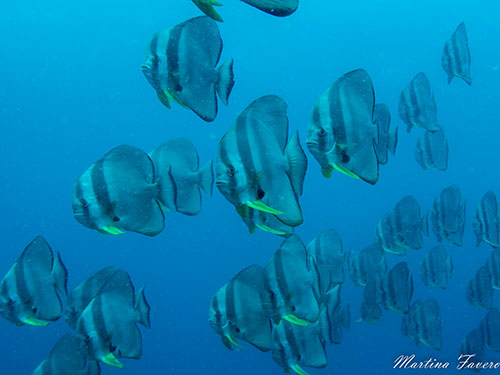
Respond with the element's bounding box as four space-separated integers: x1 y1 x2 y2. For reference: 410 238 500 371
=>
388 127 398 155
285 131 307 196
198 160 214 196
216 59 235 106
52 252 68 296
134 286 151 329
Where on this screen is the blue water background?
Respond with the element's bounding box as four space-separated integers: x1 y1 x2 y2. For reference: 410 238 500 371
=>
1 0 500 373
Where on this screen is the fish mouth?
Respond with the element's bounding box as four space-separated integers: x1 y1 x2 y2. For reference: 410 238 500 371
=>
141 63 152 72
305 140 317 147
215 180 227 186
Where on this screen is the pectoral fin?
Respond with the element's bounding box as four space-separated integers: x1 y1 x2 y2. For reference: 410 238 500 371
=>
236 205 249 219
163 89 189 109
157 90 171 108
321 165 334 178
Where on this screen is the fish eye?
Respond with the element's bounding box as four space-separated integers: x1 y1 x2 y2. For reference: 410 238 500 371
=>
32 307 38 314
227 166 235 177
291 305 296 312
319 128 326 136
235 327 241 333
81 198 89 208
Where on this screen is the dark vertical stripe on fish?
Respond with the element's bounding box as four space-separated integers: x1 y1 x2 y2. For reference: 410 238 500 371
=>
14 260 31 307
166 22 183 92
225 279 237 325
91 159 113 215
148 33 161 90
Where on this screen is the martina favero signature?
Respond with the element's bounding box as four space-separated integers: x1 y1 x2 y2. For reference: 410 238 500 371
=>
394 354 500 371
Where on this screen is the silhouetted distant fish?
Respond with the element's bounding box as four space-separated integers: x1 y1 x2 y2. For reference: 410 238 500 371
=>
216 96 307 230
65 266 124 330
192 0 298 22
142 16 234 122
480 308 500 352
376 211 407 256
33 334 100 375
415 127 449 171
431 185 466 246
150 138 213 215
467 267 494 309
486 250 500 290
307 229 346 294
418 299 442 350
272 320 327 375
399 72 439 132
260 236 320 326
373 103 398 165
307 69 379 184
402 299 442 350
421 245 453 289
0 236 67 327
209 265 272 352
378 262 413 314
473 190 500 248
460 329 485 372
442 22 472 85
314 285 350 345
381 195 429 252
360 280 382 323
76 271 150 369
349 244 387 286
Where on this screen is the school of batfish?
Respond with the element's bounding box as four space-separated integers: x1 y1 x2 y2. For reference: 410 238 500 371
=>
1 2 497 374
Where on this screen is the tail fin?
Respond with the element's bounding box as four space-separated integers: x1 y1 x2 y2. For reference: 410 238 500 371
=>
216 59 235 106
340 304 351 330
198 160 214 197
134 286 151 329
388 127 398 155
420 211 429 237
285 131 308 196
52 252 68 296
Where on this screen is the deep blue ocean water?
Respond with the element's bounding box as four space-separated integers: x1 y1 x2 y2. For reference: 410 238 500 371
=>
1 0 500 374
